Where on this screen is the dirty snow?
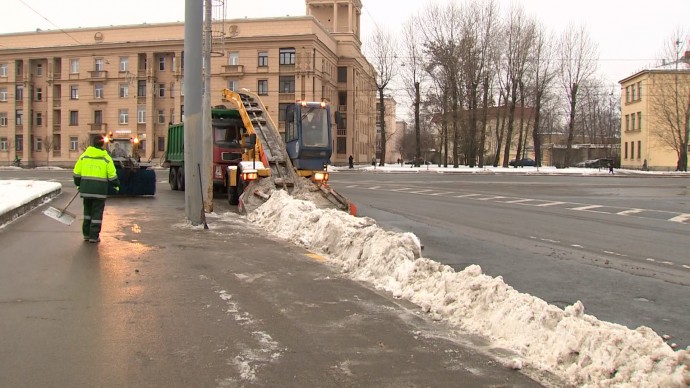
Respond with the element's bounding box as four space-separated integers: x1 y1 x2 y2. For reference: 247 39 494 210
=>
248 190 690 387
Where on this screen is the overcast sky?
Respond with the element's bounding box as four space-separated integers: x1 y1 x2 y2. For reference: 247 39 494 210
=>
3 0 688 85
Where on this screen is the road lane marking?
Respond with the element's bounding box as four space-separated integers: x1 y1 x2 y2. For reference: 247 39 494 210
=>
669 213 690 223
604 251 628 257
409 189 433 194
618 209 644 215
572 205 603 211
430 192 455 196
454 194 480 198
535 201 566 207
504 199 532 204
476 196 507 201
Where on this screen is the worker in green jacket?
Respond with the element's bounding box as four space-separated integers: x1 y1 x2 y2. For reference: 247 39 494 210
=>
73 135 120 243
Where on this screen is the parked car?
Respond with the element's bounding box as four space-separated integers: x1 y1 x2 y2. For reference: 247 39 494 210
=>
509 158 536 167
577 158 614 168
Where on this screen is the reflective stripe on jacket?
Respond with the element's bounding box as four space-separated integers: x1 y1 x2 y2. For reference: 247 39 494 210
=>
73 146 120 198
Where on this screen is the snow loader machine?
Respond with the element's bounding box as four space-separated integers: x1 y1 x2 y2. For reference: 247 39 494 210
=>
220 88 356 216
104 131 156 196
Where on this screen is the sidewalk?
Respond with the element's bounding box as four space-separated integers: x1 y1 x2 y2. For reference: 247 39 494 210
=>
0 179 549 387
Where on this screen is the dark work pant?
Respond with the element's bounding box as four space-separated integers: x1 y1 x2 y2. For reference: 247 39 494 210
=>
82 198 106 240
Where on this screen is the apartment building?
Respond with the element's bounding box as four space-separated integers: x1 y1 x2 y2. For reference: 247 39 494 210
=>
0 0 376 167
619 51 690 171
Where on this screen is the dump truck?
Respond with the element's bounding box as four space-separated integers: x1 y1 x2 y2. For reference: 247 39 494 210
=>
104 131 156 196
221 89 355 215
163 107 244 192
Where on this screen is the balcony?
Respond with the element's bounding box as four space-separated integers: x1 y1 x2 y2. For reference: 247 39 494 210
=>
68 72 80 80
89 123 106 132
88 70 108 81
53 99 61 108
221 64 244 76
53 123 61 132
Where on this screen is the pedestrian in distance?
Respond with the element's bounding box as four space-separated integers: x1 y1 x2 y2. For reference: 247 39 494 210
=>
608 162 614 174
73 135 120 243
348 155 354 169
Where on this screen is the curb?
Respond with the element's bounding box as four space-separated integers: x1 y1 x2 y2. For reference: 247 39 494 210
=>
0 188 62 227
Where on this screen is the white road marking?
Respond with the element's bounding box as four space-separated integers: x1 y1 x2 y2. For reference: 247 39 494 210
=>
660 261 674 266
618 209 644 215
504 199 533 204
646 258 656 262
535 201 566 207
572 205 603 211
476 196 507 201
369 186 381 190
409 189 434 194
454 194 480 198
682 265 690 270
669 213 690 223
571 244 584 248
430 192 455 196
604 251 628 257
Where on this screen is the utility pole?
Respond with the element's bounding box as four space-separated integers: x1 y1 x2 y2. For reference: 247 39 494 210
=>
202 0 213 210
184 0 203 224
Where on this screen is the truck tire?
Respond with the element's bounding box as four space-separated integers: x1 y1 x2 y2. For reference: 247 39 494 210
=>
169 168 179 191
176 167 185 191
228 182 239 205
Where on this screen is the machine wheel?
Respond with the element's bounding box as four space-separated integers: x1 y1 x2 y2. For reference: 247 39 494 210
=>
169 168 179 191
176 167 185 191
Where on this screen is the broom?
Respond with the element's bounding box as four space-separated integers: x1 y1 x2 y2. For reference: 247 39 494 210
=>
43 191 79 225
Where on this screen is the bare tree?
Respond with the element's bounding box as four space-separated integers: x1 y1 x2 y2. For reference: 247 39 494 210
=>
365 27 398 166
500 4 536 168
558 24 598 167
401 15 426 167
650 29 690 171
528 23 557 167
42 135 54 167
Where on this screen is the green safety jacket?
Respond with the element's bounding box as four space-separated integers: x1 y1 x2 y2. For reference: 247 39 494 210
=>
73 146 120 199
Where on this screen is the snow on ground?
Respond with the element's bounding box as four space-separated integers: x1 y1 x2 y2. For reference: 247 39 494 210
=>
0 179 61 222
248 190 690 387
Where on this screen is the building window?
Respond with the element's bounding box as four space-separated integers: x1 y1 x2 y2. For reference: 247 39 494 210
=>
158 136 165 152
70 85 79 99
120 57 128 72
258 51 268 67
0 64 7 77
625 86 629 103
137 106 146 123
258 80 268 95
95 83 104 99
278 103 290 121
158 84 165 97
625 115 629 131
15 109 23 125
159 56 165 71
70 59 79 74
15 85 23 101
631 114 636 131
0 87 7 101
337 137 347 154
158 109 165 124
638 141 641 159
36 112 42 126
138 80 146 97
279 48 295 65
637 112 642 130
94 58 104 71
94 110 103 124
279 76 295 93
637 82 642 100
227 79 238 91
69 110 78 125
70 136 78 151
119 83 129 98
16 135 23 151
338 67 348 83
35 88 42 101
631 141 635 159
119 109 129 124
0 112 7 126
0 137 7 151
228 52 239 66
36 137 42 151
36 63 43 76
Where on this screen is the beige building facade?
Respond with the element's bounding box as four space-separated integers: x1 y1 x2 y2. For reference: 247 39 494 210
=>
0 0 376 167
619 52 690 171
375 97 399 164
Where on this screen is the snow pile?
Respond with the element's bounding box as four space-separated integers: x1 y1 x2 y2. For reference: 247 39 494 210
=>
248 190 690 387
0 180 61 215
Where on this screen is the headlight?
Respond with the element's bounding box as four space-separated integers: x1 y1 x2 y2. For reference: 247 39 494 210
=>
313 172 329 182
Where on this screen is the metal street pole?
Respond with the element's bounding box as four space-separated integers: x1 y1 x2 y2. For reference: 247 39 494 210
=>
184 0 203 224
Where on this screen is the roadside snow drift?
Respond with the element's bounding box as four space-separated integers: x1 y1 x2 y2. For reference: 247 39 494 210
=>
248 190 690 387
